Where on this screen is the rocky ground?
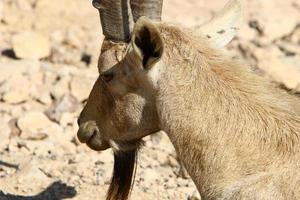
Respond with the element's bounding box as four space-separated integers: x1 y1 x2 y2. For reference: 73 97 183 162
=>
0 0 299 199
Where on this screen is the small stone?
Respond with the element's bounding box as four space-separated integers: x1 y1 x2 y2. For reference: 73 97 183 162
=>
7 139 20 154
70 74 95 102
81 53 92 66
12 31 51 59
177 177 189 187
8 118 21 137
30 84 52 105
38 91 52 105
167 155 179 168
155 152 168 166
178 163 190 179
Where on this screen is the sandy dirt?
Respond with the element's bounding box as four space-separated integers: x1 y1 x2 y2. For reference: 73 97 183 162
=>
0 0 299 199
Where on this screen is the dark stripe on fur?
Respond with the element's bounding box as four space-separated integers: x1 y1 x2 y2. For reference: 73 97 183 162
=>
106 148 138 200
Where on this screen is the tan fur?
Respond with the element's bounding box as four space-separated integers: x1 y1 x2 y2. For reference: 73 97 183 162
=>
78 18 300 200
156 24 300 199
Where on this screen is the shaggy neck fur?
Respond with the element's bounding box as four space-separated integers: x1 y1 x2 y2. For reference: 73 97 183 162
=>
155 24 300 199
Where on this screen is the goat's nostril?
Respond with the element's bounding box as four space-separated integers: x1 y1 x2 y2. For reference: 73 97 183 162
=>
77 118 81 126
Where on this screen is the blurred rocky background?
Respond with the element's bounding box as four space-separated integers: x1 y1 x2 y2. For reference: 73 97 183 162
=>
0 0 299 199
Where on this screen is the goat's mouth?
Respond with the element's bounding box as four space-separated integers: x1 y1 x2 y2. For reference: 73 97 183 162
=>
77 121 110 151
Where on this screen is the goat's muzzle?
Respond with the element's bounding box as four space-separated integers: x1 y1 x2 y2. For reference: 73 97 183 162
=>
77 121 110 151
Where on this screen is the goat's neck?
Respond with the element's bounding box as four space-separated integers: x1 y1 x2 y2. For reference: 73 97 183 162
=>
156 59 300 197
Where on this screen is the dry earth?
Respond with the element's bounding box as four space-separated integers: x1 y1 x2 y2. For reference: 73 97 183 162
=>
0 0 299 199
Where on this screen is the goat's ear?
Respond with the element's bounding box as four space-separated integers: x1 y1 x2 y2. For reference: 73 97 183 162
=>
131 16 164 69
196 0 242 49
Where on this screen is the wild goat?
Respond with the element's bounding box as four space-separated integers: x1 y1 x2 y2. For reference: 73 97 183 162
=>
77 0 300 199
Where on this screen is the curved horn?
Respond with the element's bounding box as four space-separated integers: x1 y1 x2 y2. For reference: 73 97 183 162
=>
92 0 130 41
130 0 163 22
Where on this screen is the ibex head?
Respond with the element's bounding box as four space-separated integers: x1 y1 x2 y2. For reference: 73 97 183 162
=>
77 0 242 199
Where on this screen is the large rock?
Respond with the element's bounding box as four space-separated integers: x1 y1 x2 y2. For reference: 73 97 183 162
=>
254 47 300 92
17 111 55 139
51 76 71 99
46 93 79 122
1 74 31 104
2 90 30 104
245 0 300 42
0 0 3 21
70 74 95 102
12 31 51 59
30 84 52 105
27 71 53 105
0 60 40 82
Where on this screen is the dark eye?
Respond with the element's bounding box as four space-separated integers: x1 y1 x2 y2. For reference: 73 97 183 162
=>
101 72 114 83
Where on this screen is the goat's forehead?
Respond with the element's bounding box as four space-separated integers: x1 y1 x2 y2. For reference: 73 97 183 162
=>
98 47 138 74
98 43 129 73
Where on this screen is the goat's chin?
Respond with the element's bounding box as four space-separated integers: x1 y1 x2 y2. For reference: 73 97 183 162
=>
109 139 145 152
86 137 110 151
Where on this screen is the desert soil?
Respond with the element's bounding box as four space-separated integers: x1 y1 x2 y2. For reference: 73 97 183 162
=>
0 0 299 199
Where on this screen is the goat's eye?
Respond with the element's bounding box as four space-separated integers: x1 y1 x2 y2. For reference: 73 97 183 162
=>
101 72 114 83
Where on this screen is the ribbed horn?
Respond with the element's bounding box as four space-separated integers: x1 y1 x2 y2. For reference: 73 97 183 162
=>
92 0 131 41
130 0 163 22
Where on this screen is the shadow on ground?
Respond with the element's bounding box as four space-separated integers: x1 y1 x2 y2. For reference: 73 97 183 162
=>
0 181 77 200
